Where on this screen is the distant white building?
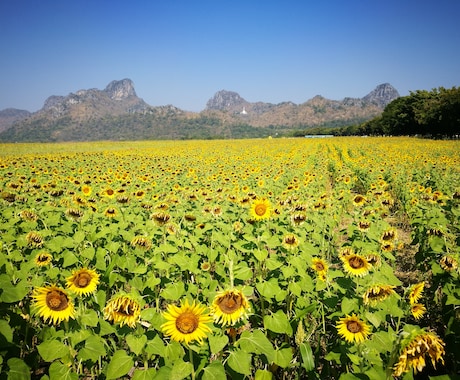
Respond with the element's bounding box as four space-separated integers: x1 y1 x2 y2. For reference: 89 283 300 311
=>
240 107 247 115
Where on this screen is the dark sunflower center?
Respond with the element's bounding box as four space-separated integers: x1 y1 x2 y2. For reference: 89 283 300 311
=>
38 255 49 262
346 320 362 333
117 303 135 316
315 262 325 271
254 204 267 216
285 236 297 245
349 256 365 269
46 290 69 311
218 294 243 314
176 311 199 334
74 273 91 288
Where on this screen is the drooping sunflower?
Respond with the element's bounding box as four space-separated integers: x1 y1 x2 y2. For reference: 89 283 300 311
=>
408 282 425 305
336 314 371 344
161 299 212 345
66 268 100 296
32 285 75 325
249 198 271 221
380 229 397 242
411 304 427 320
440 255 458 272
34 251 52 267
26 231 44 248
282 234 300 250
362 284 396 306
211 289 250 326
393 331 445 377
103 293 141 328
130 236 152 250
150 211 171 226
352 194 366 206
341 253 371 277
104 206 118 218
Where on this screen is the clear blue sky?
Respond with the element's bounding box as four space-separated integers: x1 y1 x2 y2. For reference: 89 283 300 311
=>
1 0 459 112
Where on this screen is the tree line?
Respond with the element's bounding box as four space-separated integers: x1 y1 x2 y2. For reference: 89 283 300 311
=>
294 86 460 138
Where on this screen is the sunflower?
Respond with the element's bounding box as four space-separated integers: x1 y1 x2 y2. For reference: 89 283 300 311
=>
102 188 115 198
103 293 141 328
65 208 84 220
393 332 445 377
336 314 371 344
32 285 75 325
26 231 44 248
311 258 328 276
211 289 250 326
408 282 424 305
104 206 118 218
66 268 100 296
440 255 458 272
341 253 371 277
150 211 171 226
131 236 152 250
81 185 92 197
352 194 366 206
362 284 395 306
380 229 397 242
162 299 212 345
249 198 271 221
34 251 52 267
411 304 427 320
282 234 300 250
357 220 371 231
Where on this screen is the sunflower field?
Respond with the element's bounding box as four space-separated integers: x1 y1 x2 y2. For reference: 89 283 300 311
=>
0 137 459 380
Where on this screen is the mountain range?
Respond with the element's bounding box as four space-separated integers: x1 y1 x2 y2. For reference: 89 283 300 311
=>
0 79 399 141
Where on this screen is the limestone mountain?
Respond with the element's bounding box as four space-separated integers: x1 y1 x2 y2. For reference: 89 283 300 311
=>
203 84 400 128
362 83 400 108
0 108 31 133
0 81 400 142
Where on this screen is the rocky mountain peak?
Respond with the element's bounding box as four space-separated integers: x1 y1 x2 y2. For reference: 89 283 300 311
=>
362 83 400 108
205 90 248 111
104 79 137 100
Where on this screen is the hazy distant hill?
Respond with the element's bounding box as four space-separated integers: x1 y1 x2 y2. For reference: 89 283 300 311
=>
0 108 31 133
0 80 399 142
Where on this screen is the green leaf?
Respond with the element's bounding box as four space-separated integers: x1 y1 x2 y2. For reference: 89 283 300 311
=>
144 334 165 357
48 361 78 380
299 342 315 371
132 368 157 380
126 334 147 356
255 369 274 380
227 349 251 375
160 282 185 300
341 297 359 315
170 360 193 380
106 350 134 380
77 335 106 362
0 275 28 303
7 358 30 380
364 311 382 328
202 361 226 380
264 310 293 335
208 332 229 355
0 320 13 343
62 250 79 268
80 246 95 260
79 309 99 327
238 330 275 362
37 340 69 362
273 347 293 368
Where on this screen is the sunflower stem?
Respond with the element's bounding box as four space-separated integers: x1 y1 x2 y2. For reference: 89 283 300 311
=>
189 346 195 380
228 259 234 289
